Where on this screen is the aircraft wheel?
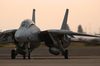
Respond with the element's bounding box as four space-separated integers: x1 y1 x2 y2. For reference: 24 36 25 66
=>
28 53 30 59
11 49 16 59
64 49 68 59
23 54 26 59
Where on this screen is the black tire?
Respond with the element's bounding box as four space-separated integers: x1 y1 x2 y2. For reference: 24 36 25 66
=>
11 50 16 59
64 50 68 59
28 53 30 59
23 54 26 59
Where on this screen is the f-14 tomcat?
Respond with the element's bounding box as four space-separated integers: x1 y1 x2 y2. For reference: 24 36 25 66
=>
0 9 99 59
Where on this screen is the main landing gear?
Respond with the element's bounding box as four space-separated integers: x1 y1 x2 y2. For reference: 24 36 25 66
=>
55 36 69 59
11 49 16 59
62 49 68 59
64 49 68 59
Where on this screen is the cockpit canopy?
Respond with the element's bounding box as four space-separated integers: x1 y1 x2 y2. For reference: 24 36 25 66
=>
20 19 34 28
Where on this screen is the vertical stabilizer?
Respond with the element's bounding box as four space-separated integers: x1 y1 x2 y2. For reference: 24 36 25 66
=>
32 9 35 23
77 25 83 33
66 24 70 30
61 9 69 30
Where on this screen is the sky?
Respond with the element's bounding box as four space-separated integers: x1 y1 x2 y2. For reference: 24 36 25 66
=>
0 0 100 34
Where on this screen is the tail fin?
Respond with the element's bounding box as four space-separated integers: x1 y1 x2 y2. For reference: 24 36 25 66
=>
77 25 83 33
32 9 35 23
61 9 69 30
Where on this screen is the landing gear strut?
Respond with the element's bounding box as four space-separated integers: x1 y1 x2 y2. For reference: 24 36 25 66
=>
11 49 16 59
23 42 31 59
55 36 69 59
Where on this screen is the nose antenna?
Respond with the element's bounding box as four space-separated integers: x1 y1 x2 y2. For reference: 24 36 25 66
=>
32 9 35 23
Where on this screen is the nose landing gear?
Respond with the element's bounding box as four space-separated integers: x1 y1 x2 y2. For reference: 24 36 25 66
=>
23 42 31 59
23 52 30 59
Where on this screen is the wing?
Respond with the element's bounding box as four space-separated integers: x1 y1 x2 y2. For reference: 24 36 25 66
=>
39 29 99 43
0 29 17 44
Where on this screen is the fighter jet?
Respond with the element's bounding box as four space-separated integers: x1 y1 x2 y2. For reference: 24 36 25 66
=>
0 9 99 59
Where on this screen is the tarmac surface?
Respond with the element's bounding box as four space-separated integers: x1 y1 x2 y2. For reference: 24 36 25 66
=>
0 46 100 66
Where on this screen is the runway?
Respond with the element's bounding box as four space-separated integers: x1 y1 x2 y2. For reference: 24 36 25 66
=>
0 46 100 66
0 56 100 66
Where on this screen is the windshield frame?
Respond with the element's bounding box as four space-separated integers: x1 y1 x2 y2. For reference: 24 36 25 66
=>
21 21 26 27
20 20 34 28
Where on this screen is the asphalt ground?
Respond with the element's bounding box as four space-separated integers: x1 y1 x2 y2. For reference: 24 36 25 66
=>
0 46 100 66
0 45 100 57
0 57 100 66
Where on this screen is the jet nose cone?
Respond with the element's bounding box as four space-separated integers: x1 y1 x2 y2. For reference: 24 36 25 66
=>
15 30 29 42
15 34 24 42
15 36 20 40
